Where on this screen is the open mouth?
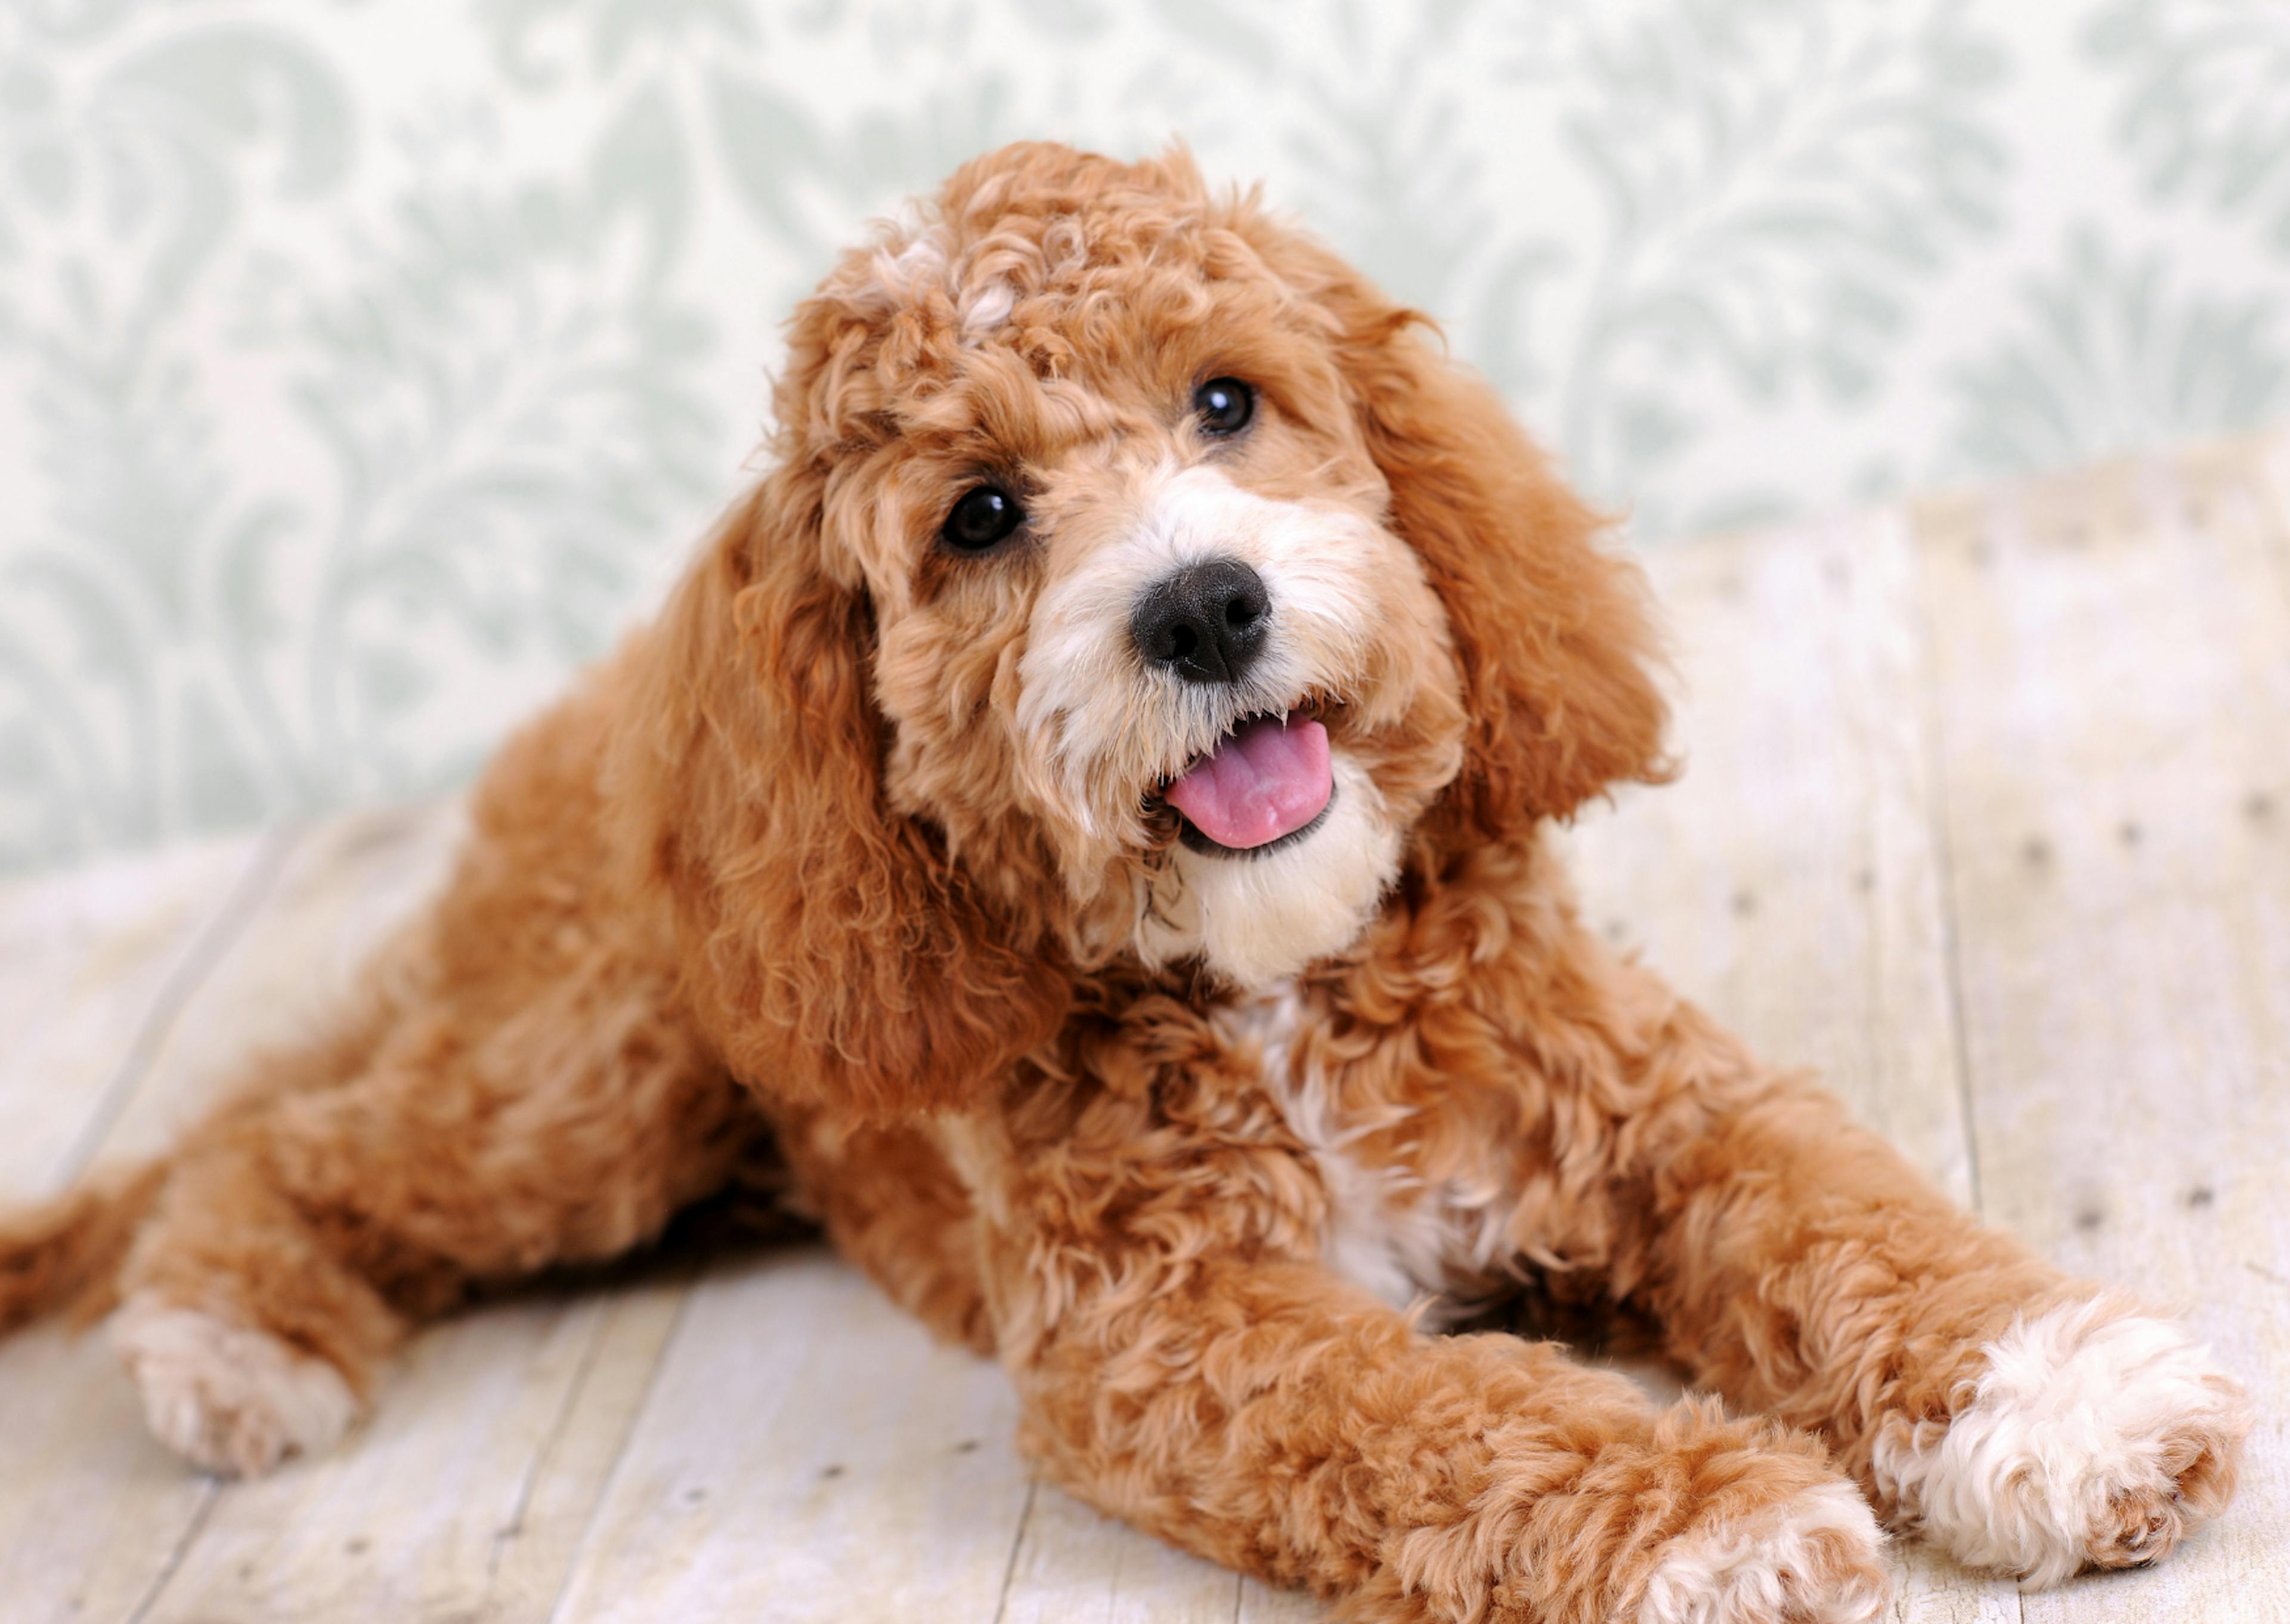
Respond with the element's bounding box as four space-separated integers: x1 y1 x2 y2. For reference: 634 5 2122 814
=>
1159 708 1336 858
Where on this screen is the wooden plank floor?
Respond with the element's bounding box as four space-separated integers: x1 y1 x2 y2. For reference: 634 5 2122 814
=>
2 432 2285 1623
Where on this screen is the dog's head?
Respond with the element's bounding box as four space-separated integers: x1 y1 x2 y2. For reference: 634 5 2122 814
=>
616 142 1666 1117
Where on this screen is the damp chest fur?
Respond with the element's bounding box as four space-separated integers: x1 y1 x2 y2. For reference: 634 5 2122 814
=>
1220 984 1515 1316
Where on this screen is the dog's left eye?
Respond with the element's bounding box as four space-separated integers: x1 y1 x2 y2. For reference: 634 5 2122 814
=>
1193 377 1255 436
942 485 1026 551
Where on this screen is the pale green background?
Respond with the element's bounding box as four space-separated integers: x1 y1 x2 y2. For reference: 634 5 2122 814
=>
2 0 2285 873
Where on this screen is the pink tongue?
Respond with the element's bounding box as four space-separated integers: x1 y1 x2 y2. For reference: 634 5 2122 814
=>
1164 715 1332 850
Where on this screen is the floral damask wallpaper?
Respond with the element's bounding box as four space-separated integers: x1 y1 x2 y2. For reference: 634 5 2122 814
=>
2 0 2285 872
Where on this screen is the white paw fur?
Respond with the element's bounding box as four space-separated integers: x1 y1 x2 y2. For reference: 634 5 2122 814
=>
112 1293 358 1476
1636 1479 1890 1624
1873 1297 2249 1586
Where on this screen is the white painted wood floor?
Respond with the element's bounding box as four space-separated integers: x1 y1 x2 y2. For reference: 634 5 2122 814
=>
2 433 2286 1623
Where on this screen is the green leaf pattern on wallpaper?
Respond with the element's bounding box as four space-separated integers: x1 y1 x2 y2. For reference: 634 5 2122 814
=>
0 0 2284 871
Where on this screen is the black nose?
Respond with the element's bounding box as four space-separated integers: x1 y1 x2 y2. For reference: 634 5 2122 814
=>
1130 557 1270 686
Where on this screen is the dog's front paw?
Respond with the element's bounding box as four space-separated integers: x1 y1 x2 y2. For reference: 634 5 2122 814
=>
1618 1407 1890 1624
1873 1297 2249 1586
112 1292 359 1476
1635 1476 1889 1624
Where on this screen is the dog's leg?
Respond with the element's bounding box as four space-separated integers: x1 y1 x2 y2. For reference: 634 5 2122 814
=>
992 1249 1888 1624
949 1078 1890 1624
1629 1009 2250 1585
104 760 759 1475
110 969 756 1476
90 674 781 1474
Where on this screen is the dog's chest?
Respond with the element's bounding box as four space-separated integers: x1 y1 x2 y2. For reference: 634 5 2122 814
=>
1221 985 1514 1315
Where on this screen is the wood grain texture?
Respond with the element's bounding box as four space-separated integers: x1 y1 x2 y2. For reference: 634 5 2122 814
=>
0 831 284 1198
998 1480 1244 1624
1567 505 1973 1197
546 1252 1033 1624
1914 442 2290 1624
134 1278 692 1624
2 434 2285 1620
1566 508 2016 1619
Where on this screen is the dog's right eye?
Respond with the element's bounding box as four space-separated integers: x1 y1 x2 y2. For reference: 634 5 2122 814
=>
942 485 1025 551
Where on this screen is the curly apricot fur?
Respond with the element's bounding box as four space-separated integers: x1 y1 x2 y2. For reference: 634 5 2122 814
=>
0 143 2245 1620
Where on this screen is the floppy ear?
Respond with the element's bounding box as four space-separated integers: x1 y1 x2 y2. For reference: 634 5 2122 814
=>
607 472 1072 1122
1260 235 1671 838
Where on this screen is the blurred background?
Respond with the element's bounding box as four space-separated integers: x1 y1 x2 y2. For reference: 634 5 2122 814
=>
2 0 2285 876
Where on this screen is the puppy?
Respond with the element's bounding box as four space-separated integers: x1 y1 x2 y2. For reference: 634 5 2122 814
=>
0 144 2248 1623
